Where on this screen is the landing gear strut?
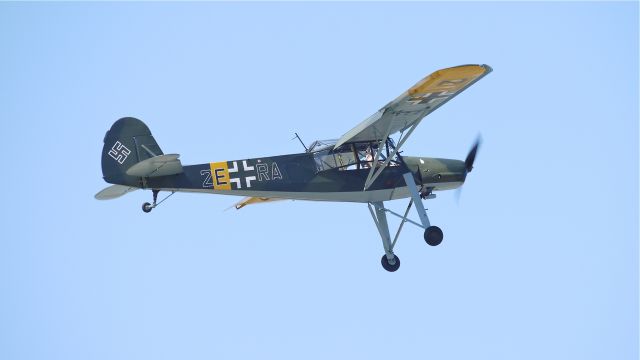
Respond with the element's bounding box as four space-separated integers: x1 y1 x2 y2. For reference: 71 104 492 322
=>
369 201 402 272
402 173 444 247
367 173 445 272
141 189 175 213
141 189 159 213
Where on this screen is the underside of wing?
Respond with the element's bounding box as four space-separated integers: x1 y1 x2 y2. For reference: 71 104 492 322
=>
335 64 492 148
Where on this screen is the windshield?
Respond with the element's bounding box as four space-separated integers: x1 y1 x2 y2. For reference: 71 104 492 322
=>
307 139 338 153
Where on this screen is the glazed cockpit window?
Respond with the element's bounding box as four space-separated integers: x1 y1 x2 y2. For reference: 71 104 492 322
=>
312 139 401 172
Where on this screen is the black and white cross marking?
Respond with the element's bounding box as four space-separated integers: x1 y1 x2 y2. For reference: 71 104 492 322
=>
228 160 257 189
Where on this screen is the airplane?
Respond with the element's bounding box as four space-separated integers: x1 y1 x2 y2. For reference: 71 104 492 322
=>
95 64 492 272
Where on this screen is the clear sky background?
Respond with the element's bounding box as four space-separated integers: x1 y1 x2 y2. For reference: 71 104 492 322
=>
0 2 637 359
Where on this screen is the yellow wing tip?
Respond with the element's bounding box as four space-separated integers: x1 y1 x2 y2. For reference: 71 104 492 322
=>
409 64 491 95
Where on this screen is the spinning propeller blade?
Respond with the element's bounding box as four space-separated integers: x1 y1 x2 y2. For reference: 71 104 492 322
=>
457 135 482 204
464 136 482 174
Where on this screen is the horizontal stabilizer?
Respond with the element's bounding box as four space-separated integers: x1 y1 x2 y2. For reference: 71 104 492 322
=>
126 154 183 177
95 184 138 200
233 197 287 210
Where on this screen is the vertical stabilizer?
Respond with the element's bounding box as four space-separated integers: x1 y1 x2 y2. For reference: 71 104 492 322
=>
101 117 164 186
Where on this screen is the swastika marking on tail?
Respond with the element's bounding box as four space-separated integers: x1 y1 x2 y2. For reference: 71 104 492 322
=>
108 141 131 164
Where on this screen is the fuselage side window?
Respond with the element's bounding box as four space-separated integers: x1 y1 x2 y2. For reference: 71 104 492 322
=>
334 144 358 171
314 150 337 172
354 142 368 169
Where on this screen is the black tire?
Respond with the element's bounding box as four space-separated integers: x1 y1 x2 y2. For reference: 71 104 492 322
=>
424 226 443 246
381 254 400 272
142 202 153 213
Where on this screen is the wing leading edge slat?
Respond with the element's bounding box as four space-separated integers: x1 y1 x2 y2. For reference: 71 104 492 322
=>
334 64 492 148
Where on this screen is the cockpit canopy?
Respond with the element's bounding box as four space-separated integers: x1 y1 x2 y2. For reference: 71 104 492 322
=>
309 138 401 172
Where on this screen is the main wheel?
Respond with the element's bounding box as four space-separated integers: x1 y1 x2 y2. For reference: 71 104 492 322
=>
424 226 443 246
381 254 400 272
142 202 153 213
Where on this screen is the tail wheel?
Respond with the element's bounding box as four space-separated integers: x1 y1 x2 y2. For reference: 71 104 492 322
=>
142 202 153 213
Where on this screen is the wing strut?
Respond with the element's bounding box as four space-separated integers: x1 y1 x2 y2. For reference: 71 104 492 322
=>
363 119 422 190
363 124 393 189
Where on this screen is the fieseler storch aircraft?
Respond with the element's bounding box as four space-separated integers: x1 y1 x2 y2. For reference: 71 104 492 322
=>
96 64 492 272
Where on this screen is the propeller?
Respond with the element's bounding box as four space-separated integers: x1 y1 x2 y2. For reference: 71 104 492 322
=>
456 135 482 203
464 136 482 174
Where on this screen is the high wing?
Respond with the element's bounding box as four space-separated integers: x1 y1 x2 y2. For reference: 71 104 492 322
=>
332 64 491 190
335 64 492 148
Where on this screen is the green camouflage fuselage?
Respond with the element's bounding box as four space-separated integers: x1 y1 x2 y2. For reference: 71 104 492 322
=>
138 153 466 203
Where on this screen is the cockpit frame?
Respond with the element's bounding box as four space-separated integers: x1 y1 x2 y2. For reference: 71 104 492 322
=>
310 138 402 173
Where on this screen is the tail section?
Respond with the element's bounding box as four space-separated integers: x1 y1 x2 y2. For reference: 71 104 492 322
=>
101 117 164 186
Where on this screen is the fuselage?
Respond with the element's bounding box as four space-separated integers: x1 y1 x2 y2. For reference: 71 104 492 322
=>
142 152 467 203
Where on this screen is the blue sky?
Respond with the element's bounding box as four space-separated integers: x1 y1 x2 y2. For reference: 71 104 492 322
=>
0 2 637 359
